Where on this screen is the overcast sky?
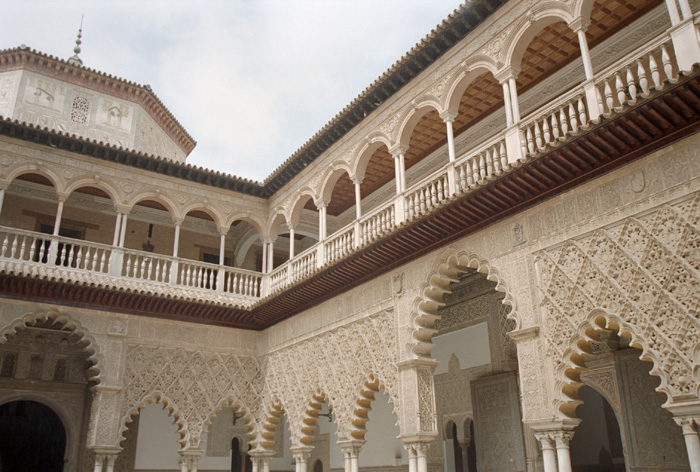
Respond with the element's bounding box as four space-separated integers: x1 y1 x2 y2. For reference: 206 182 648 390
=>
3 1 463 182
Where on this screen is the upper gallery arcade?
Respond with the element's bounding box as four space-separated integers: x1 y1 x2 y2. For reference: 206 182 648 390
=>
0 0 700 471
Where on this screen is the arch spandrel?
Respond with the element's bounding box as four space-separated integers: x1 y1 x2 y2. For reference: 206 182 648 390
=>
534 195 700 418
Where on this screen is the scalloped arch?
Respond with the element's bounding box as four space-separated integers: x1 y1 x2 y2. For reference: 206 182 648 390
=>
0 309 103 384
200 396 255 445
253 398 286 453
348 371 399 441
297 389 330 446
410 250 518 359
119 391 190 449
553 308 687 419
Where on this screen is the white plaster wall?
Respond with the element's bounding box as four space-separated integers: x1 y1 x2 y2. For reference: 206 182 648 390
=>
198 431 233 471
134 403 181 470
361 391 406 468
432 323 490 375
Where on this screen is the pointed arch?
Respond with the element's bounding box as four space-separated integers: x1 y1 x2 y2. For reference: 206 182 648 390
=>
0 309 103 383
253 398 285 453
505 7 575 71
410 250 518 359
444 59 500 116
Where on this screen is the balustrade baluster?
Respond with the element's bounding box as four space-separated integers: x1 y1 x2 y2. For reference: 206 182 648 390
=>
569 103 579 133
18 236 27 261
542 117 551 144
478 153 486 181
1 234 9 258
661 46 673 82
75 246 83 269
604 81 614 113
626 67 637 103
534 121 543 149
615 73 625 107
100 251 107 272
59 245 69 267
577 98 587 126
499 142 508 171
649 53 661 89
10 237 18 259
484 149 493 177
550 112 560 141
596 87 604 115
637 60 649 95
526 127 535 154
28 237 36 261
559 107 569 135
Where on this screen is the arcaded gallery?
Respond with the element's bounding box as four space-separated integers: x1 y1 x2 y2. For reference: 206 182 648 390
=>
0 1 698 471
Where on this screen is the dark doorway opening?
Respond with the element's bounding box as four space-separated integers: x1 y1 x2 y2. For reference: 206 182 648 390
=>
0 400 66 472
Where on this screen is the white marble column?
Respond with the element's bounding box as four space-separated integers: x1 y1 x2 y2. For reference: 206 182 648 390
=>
569 17 601 121
292 448 312 472
261 240 268 274
112 212 123 246
53 197 66 236
267 238 275 272
554 431 574 472
316 200 328 241
404 444 417 472
496 67 524 164
534 433 558 472
0 187 5 217
501 80 514 126
93 454 106 472
391 147 407 194
339 441 364 472
441 112 457 163
172 220 182 257
104 454 117 472
415 443 429 472
508 75 521 123
666 0 682 25
118 212 128 247
676 417 700 472
287 224 296 259
261 456 271 472
353 177 362 220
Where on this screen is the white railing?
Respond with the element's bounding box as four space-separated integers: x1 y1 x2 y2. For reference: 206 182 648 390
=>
222 268 261 297
360 203 395 246
405 170 449 220
595 38 676 116
0 228 112 273
522 96 588 156
269 265 289 294
122 249 172 283
455 139 508 193
178 260 219 289
325 226 355 264
291 247 317 281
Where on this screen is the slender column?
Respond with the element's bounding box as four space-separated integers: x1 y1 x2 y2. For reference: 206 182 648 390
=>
292 449 312 472
679 0 692 19
190 454 201 472
93 454 106 472
391 148 407 193
535 434 558 472
501 81 514 126
339 441 364 472
415 443 429 472
261 241 268 274
218 230 226 264
251 456 260 472
118 213 128 247
441 112 457 163
353 177 363 219
288 224 296 259
180 455 189 472
317 200 328 241
404 445 417 472
508 76 521 123
666 0 682 25
267 239 275 272
0 187 5 217
112 212 123 246
172 221 182 257
554 432 574 472
261 456 271 472
53 198 65 236
105 454 117 472
569 18 594 81
675 417 700 472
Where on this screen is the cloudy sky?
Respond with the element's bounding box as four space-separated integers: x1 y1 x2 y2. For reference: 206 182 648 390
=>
3 0 463 182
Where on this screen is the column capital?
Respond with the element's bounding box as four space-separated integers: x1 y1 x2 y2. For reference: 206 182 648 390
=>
114 204 131 215
674 416 700 434
217 226 229 236
352 176 363 186
495 66 520 84
439 111 457 123
338 439 365 456
56 191 70 203
287 222 297 231
390 146 407 158
399 433 439 446
315 199 328 210
172 216 185 226
568 16 591 33
552 430 575 447
290 445 314 462
396 358 439 371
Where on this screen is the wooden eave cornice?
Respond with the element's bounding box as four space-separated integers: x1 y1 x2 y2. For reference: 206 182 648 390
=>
0 47 196 155
2 70 699 330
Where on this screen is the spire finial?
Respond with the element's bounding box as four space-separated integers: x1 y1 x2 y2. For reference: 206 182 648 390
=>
68 15 84 66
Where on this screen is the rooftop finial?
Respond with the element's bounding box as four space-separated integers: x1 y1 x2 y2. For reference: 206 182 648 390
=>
68 15 84 66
